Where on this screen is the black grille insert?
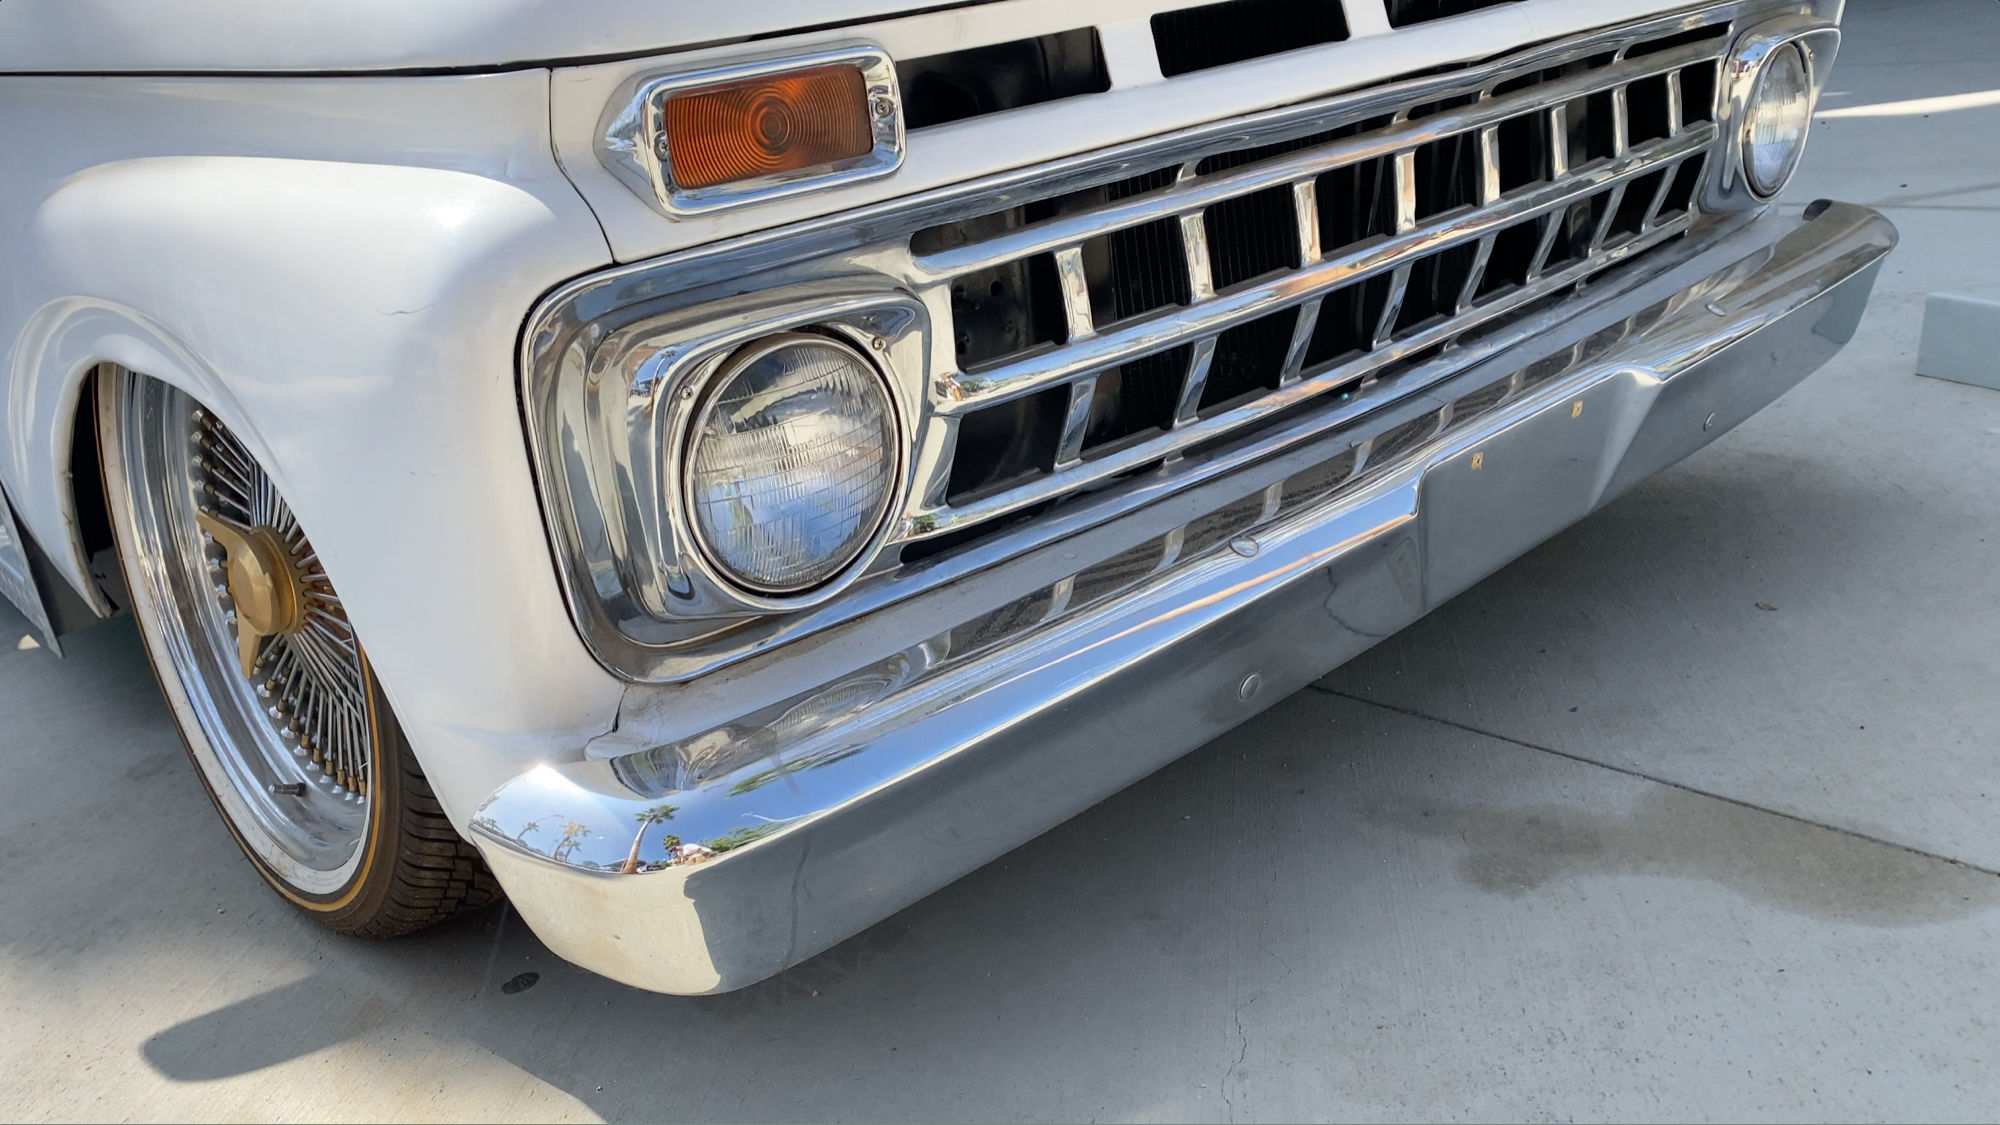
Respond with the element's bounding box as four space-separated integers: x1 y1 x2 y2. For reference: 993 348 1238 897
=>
1085 217 1194 326
1385 0 1519 28
948 386 1068 501
1152 0 1349 78
1082 346 1194 454
899 29 1109 129
1204 186 1302 290
1202 310 1299 412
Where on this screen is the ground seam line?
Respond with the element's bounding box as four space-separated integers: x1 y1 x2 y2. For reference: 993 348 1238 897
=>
1310 685 2000 879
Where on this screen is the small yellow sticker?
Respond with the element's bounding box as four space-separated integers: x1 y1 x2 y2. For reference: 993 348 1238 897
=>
1571 400 1584 418
1470 451 1484 470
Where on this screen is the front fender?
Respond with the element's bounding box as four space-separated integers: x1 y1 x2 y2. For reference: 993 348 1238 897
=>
1 113 625 823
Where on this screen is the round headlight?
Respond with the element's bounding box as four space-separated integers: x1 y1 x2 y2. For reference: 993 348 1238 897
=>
683 333 900 595
1742 42 1812 198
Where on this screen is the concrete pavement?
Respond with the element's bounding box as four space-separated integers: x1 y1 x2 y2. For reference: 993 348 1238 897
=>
3 0 1997 1119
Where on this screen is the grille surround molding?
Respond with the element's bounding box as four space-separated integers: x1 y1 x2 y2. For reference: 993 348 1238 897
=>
524 0 1806 683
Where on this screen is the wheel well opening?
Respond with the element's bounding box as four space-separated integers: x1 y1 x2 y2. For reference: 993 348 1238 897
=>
63 369 127 618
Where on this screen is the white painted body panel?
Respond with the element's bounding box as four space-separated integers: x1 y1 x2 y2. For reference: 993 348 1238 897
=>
555 0 1712 262
0 0 1722 830
0 0 967 73
0 72 623 822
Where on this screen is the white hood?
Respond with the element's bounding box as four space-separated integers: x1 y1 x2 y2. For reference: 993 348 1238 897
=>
0 0 984 73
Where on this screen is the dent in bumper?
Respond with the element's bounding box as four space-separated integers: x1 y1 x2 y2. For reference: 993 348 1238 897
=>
470 201 1895 994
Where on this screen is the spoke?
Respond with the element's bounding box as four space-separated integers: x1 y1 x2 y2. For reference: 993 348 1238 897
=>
189 405 372 799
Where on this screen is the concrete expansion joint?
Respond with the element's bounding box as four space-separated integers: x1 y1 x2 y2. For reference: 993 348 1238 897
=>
1310 685 2000 880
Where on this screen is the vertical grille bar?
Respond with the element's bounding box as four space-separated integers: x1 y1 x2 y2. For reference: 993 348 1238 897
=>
1477 126 1502 203
1053 246 1096 341
1548 104 1571 178
1174 338 1218 424
1281 298 1323 380
1527 213 1563 280
1526 105 1570 279
1281 179 1324 382
1373 151 1420 348
1293 180 1322 265
1587 86 1633 252
1455 126 1504 311
1393 149 1419 230
1055 375 1098 466
1665 69 1685 136
1180 213 1217 301
1611 84 1632 157
1638 155 1681 231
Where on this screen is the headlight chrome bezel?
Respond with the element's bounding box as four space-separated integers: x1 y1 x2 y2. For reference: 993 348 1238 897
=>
528 282 929 654
1710 16 1839 209
1740 41 1812 199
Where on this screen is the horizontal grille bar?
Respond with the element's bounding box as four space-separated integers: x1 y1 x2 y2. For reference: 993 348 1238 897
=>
909 15 1729 544
911 36 1717 284
930 209 1698 536
939 125 1713 415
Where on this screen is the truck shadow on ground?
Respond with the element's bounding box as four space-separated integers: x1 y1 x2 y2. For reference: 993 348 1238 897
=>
131 693 2000 1121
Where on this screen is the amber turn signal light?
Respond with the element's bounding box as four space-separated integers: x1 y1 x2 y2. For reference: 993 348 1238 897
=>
663 65 874 191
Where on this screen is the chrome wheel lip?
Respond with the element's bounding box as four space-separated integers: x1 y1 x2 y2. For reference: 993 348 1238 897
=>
108 377 370 895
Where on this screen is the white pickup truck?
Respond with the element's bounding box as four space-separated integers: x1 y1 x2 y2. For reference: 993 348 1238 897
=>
0 0 1891 993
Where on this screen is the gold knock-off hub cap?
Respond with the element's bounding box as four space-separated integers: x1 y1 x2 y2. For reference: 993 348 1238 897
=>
196 511 310 678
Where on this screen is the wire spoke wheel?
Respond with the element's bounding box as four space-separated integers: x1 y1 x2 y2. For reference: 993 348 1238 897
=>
100 371 497 930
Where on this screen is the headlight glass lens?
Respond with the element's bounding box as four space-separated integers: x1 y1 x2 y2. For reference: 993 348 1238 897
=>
1744 43 1812 197
685 334 898 594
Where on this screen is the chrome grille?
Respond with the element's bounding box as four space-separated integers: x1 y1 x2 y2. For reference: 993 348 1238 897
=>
908 16 1729 547
521 3 1758 683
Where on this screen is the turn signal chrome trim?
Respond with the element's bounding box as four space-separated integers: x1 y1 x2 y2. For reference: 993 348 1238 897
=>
600 45 904 218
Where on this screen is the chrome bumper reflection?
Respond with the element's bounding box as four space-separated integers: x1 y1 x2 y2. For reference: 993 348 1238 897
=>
472 201 1895 995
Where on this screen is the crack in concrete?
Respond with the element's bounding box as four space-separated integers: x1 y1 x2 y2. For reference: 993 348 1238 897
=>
1221 989 1255 1122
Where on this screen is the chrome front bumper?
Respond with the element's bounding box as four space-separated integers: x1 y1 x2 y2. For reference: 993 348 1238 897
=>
471 201 1895 995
